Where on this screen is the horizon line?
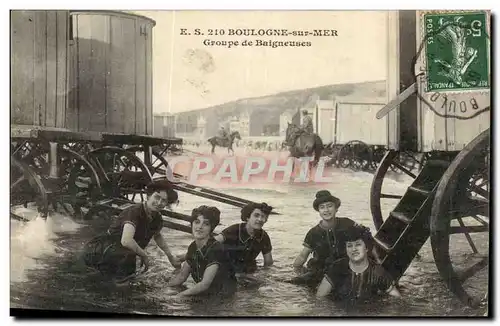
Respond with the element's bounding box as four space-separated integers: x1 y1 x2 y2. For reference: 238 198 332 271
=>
155 79 387 115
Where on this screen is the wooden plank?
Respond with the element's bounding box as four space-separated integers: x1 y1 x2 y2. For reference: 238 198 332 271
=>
135 20 147 135
10 124 93 141
336 103 386 145
11 11 36 125
452 111 490 151
45 11 58 128
108 16 136 134
100 133 182 146
75 15 93 132
33 11 48 127
107 16 124 133
367 104 386 145
376 83 416 119
88 15 109 133
145 23 153 135
398 11 418 152
65 14 79 131
319 108 334 144
386 11 400 150
103 16 111 131
55 11 68 128
434 108 448 151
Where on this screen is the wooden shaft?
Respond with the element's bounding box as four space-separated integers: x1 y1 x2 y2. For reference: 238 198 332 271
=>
49 142 59 178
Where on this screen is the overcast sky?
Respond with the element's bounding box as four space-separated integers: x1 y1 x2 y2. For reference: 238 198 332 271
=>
133 11 390 113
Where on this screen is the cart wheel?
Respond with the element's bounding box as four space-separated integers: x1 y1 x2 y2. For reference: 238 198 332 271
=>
337 143 353 168
350 141 372 171
11 141 50 176
87 147 153 202
389 151 424 173
369 146 387 170
370 150 420 230
430 129 490 308
337 141 371 171
64 142 96 155
126 146 172 177
58 148 103 218
10 156 49 218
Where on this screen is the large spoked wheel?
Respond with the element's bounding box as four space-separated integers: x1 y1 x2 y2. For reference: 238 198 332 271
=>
10 156 49 219
370 150 421 230
430 129 490 308
87 147 153 202
370 146 388 170
11 141 103 219
57 148 103 218
337 140 372 171
126 145 173 178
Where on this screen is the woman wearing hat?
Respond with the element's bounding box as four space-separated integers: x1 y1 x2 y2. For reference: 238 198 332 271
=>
167 205 237 297
291 190 359 287
214 202 274 274
82 180 183 283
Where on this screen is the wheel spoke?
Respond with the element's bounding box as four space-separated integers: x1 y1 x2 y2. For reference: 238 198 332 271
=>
458 257 489 283
390 160 417 179
451 197 489 218
468 184 489 198
449 225 489 234
473 178 488 189
471 215 489 226
457 218 479 254
380 193 403 199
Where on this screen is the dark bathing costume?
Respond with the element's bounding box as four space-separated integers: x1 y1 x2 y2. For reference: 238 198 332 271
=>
324 257 395 304
185 237 237 296
83 203 163 278
220 223 272 274
290 217 358 287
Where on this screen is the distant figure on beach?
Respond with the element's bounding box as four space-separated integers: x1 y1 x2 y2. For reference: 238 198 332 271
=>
300 110 314 134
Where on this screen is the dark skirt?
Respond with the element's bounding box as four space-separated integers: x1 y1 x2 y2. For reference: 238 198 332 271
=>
82 234 136 278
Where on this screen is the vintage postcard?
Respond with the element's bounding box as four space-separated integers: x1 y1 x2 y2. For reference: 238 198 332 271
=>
10 9 490 317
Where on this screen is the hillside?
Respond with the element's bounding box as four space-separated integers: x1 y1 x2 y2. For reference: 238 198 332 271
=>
174 80 386 122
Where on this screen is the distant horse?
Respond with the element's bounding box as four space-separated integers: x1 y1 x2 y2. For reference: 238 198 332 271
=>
208 131 241 154
285 123 324 167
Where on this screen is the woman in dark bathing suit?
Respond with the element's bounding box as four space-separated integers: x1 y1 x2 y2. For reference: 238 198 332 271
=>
214 202 274 274
167 206 237 297
316 224 401 305
291 190 361 288
82 180 182 282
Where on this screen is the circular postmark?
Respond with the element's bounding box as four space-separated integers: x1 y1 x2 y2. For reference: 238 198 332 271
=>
412 10 490 120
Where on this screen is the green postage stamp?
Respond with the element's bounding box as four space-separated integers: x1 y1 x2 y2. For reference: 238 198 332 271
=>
424 11 489 92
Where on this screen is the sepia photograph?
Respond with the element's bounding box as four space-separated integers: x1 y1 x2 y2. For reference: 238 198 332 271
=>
9 9 491 317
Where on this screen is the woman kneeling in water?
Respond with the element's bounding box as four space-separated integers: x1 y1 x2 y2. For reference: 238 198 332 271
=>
316 224 401 303
82 180 182 283
167 206 237 297
214 202 274 274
